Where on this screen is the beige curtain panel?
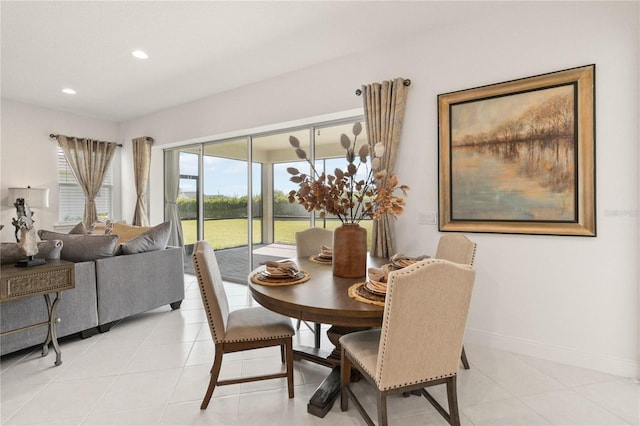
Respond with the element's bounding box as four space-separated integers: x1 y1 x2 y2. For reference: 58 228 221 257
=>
132 136 154 226
164 150 184 248
57 135 118 227
361 77 410 258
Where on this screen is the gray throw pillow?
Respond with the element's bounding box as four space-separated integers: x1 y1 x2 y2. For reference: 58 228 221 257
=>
38 230 118 262
36 239 64 259
116 221 171 255
0 240 64 264
68 222 87 234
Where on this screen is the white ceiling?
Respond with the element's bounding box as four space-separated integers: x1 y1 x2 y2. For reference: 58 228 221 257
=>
1 1 480 122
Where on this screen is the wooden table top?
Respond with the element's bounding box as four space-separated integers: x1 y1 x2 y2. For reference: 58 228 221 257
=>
248 255 386 328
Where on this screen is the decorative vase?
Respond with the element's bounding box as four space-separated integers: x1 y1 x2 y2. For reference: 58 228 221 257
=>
332 223 367 278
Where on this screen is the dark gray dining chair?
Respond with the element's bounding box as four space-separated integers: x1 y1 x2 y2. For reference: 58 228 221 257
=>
340 259 476 426
435 234 477 369
192 240 295 409
294 227 333 348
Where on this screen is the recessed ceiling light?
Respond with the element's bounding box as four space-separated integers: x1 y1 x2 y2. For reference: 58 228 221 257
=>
61 88 76 95
131 50 149 59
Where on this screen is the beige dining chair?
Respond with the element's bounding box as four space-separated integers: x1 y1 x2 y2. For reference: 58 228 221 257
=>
340 259 476 426
294 227 333 348
192 240 295 409
295 227 333 258
435 234 477 369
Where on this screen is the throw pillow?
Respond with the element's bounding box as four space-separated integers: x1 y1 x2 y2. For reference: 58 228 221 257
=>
116 221 171 255
38 230 118 262
36 239 64 259
68 222 87 234
0 240 64 264
110 223 150 246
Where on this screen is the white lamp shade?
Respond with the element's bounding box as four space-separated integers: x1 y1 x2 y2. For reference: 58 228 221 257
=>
8 187 49 208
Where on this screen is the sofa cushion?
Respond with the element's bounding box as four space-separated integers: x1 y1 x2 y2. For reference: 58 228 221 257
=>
68 222 87 234
116 221 171 255
0 240 63 264
38 230 118 262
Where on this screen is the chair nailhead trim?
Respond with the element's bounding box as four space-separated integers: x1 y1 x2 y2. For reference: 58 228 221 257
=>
193 254 223 343
225 335 293 343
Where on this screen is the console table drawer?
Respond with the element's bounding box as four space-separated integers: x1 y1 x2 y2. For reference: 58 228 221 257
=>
1 261 75 302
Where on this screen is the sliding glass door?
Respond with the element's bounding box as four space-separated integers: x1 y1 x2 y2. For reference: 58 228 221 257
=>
164 116 366 282
201 138 251 249
169 139 257 281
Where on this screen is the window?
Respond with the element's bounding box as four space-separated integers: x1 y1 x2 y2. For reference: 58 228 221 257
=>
57 147 113 223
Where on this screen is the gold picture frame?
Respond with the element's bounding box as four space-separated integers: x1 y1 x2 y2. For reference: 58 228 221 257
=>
438 65 596 236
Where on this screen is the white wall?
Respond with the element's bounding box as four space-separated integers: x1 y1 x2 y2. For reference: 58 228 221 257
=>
0 101 121 237
2 1 637 378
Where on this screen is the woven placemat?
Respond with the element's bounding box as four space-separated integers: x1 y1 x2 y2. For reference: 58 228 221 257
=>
348 282 386 307
308 255 332 265
250 270 311 286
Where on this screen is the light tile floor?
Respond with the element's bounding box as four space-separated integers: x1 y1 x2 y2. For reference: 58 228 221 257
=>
1 274 638 425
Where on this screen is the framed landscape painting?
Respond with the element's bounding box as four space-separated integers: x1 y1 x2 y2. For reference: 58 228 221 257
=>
438 65 596 236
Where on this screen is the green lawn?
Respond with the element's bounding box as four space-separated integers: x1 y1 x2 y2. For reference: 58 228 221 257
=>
181 218 372 249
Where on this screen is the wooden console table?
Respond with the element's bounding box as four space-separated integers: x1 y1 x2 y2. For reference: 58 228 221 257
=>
0 260 75 366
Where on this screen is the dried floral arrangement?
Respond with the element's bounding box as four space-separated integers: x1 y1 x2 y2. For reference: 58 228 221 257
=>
286 122 409 224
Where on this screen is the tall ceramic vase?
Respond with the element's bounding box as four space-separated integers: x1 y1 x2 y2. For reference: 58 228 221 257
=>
332 223 367 278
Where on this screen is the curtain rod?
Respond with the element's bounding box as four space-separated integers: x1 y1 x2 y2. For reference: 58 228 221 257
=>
49 133 123 147
355 79 411 96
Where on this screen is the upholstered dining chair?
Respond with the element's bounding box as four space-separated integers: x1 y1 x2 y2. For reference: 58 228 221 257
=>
295 227 333 258
294 227 333 348
435 234 477 369
340 259 476 426
192 240 295 409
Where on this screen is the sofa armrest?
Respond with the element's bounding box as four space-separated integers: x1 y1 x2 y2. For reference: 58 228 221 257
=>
94 246 185 326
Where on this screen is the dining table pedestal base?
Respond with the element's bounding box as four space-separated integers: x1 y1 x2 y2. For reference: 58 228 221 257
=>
307 367 342 417
293 325 370 418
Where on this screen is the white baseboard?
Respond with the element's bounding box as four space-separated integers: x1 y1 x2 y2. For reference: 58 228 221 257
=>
465 328 639 380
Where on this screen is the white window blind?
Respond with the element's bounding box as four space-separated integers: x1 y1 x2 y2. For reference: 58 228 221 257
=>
57 147 113 223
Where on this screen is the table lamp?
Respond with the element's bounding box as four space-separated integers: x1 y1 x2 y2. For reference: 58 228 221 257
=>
8 186 49 266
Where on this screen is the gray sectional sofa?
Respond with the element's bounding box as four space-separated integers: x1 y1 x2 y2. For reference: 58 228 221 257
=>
0 224 185 357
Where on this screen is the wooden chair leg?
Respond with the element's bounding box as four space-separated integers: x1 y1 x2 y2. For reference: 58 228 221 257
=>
340 348 352 411
285 338 294 398
461 345 470 369
314 322 321 348
377 391 388 426
446 376 461 426
280 344 285 363
201 349 224 409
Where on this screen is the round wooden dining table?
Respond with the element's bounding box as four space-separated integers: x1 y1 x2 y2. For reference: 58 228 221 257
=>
248 254 387 418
